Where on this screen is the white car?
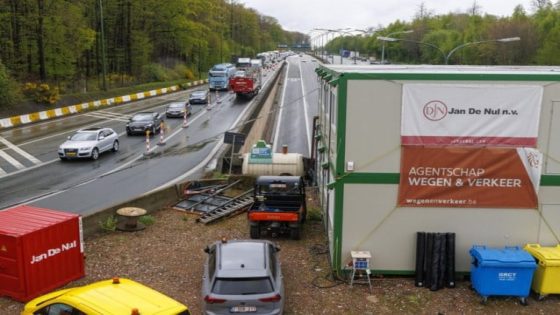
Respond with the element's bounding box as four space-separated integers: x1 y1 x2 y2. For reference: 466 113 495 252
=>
58 127 119 161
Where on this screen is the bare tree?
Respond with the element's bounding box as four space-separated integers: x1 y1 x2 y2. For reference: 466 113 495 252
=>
531 0 552 10
415 2 434 20
469 0 482 16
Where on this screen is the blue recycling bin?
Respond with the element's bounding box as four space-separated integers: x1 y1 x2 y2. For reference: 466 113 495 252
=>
470 246 536 305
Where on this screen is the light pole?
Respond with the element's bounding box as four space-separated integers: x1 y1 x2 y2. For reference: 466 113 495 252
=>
377 36 521 65
380 30 413 64
444 37 520 64
314 28 371 65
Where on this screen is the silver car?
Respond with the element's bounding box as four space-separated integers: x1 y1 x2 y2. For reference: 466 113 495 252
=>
58 127 119 161
202 239 284 315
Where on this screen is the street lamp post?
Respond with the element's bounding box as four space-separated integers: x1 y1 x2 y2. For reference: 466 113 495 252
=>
377 36 520 64
380 30 413 64
444 37 520 64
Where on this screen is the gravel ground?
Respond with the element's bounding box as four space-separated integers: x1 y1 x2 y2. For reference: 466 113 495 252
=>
1 195 560 314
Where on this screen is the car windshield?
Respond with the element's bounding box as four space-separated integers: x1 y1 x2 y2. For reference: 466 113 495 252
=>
131 113 153 121
212 277 273 295
209 72 226 77
70 132 97 141
191 91 205 97
258 182 300 194
167 103 184 109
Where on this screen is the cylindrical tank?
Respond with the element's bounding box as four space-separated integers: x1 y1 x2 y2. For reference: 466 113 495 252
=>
242 152 304 177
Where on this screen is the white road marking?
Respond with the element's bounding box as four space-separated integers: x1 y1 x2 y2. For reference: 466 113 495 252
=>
83 112 130 122
273 59 290 153
0 166 6 175
298 59 312 156
96 110 132 118
0 136 41 164
0 149 25 169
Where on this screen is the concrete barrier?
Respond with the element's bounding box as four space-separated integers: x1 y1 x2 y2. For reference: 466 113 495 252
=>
0 80 209 130
82 183 185 238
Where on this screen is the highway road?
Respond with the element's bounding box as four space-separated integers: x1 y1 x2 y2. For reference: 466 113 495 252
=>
271 53 369 157
0 66 281 214
272 54 320 156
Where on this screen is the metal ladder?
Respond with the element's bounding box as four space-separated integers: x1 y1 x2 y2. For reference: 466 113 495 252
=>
197 189 254 224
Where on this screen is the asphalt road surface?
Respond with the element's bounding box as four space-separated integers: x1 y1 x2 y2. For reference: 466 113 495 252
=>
272 54 320 156
0 66 280 214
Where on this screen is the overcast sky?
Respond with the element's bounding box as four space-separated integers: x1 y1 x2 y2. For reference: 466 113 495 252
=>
239 0 535 33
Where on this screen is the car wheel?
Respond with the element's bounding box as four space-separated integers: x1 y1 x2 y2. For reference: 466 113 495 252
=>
290 226 300 240
250 224 261 239
112 140 119 152
91 148 99 160
126 130 132 136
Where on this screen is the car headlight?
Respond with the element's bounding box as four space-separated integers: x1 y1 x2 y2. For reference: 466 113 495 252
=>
79 147 92 152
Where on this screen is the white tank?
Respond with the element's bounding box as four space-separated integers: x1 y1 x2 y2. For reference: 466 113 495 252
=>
242 152 305 177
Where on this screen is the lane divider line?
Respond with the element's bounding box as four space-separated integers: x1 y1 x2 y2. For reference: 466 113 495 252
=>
0 149 25 169
0 136 41 164
83 113 130 122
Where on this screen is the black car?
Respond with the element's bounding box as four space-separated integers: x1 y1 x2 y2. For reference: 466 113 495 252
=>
165 101 192 118
189 89 209 104
126 112 164 136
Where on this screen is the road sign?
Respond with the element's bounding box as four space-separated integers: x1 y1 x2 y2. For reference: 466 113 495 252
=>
224 132 246 145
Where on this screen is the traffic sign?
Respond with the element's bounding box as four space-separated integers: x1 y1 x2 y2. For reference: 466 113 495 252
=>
224 132 246 145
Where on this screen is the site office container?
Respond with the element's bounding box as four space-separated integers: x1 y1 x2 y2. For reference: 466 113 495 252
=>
524 243 560 299
0 205 85 302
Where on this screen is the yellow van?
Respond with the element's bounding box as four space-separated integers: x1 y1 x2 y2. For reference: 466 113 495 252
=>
21 277 190 315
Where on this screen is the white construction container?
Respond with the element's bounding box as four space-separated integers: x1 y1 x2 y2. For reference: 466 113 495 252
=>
314 64 560 274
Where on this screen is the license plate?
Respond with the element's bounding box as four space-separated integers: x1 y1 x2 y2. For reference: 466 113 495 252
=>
66 152 76 157
230 306 256 313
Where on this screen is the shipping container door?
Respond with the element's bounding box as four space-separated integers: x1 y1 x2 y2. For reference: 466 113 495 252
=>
0 234 23 297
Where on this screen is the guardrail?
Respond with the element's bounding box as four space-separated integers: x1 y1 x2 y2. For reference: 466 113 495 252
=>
0 79 208 130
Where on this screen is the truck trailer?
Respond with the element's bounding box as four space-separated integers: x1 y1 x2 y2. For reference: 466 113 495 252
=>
229 58 262 98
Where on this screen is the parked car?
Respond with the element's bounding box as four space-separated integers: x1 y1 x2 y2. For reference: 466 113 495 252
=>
189 89 209 104
58 127 119 161
126 111 164 136
166 101 192 118
202 239 284 315
21 277 191 315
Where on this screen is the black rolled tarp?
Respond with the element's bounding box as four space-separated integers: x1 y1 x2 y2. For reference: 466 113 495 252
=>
414 232 456 291
415 232 426 287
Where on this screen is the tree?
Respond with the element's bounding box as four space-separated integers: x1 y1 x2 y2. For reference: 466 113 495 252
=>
0 60 21 108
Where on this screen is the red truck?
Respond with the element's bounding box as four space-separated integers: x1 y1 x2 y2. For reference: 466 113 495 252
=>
229 58 262 98
248 176 307 240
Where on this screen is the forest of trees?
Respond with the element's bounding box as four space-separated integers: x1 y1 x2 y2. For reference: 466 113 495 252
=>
0 0 306 106
3 1 560 108
323 1 560 66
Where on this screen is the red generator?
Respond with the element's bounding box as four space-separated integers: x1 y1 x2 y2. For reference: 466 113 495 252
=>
0 205 85 302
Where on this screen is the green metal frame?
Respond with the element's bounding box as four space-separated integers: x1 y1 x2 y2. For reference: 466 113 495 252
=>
317 65 560 274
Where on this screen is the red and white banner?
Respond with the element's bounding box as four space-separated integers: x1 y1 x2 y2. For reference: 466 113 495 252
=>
401 84 543 147
397 147 542 208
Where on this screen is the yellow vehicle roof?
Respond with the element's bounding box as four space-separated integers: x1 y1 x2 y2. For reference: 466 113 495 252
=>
23 278 189 315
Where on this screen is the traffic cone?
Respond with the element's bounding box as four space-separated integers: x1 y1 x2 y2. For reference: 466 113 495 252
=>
182 110 188 128
143 130 151 156
158 122 166 145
